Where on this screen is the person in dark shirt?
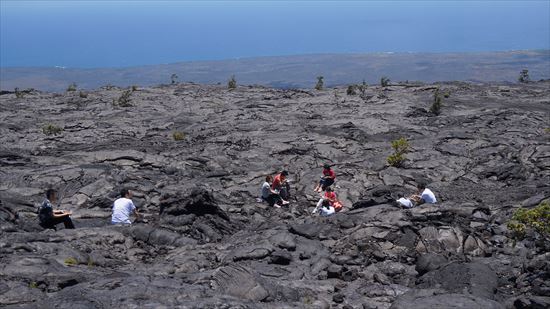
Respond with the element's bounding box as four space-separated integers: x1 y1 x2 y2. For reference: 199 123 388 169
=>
38 189 75 229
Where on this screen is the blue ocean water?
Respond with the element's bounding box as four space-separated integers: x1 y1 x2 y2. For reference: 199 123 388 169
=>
1 0 549 68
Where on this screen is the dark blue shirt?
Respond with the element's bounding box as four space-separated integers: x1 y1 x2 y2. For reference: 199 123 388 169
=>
38 199 54 224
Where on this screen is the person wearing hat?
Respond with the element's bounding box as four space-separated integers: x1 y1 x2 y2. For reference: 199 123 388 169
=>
314 163 336 193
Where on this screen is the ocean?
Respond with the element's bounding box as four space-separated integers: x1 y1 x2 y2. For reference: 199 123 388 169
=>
1 0 549 68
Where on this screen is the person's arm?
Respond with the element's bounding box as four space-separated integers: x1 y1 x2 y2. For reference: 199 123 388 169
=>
52 210 71 218
133 209 140 221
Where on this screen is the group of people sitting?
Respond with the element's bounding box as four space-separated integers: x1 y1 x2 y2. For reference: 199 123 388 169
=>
260 164 343 216
38 187 140 230
38 164 438 230
259 163 438 216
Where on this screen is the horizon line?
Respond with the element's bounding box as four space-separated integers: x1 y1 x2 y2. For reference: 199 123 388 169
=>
2 49 549 70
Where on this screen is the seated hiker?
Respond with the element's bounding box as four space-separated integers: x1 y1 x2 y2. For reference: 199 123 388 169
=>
38 188 75 230
396 182 437 208
314 163 336 192
272 170 291 200
319 199 336 217
313 187 342 214
261 175 289 207
112 188 140 224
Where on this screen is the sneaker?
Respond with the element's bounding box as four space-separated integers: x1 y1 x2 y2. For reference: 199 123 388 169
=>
282 201 290 205
274 204 282 208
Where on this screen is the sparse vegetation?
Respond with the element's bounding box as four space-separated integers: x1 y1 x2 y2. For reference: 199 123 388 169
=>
64 257 78 266
171 74 178 85
380 77 390 87
315 76 324 90
66 83 77 92
430 89 443 115
518 69 530 83
29 282 38 289
443 91 450 98
42 124 63 135
79 91 88 98
172 131 185 141
131 85 138 91
14 87 24 99
228 75 237 89
346 85 356 95
359 80 368 99
387 137 410 167
545 128 550 134
507 201 549 240
116 89 134 107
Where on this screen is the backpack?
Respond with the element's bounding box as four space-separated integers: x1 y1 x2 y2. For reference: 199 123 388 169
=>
333 200 343 212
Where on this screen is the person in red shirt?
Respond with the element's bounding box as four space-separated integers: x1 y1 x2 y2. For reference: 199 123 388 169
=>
314 163 336 192
272 170 290 201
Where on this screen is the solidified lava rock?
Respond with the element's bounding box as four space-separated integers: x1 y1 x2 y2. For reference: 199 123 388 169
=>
0 81 549 308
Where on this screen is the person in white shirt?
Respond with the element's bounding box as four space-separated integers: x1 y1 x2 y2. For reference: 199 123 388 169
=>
111 188 140 224
260 175 289 208
396 182 437 208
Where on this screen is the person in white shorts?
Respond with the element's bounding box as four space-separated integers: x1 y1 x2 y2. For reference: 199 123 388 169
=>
112 188 140 224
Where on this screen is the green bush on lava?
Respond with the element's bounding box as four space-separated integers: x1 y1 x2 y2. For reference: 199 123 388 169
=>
507 201 550 240
387 137 410 167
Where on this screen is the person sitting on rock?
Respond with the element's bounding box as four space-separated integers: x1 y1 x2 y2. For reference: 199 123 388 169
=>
261 175 289 208
314 163 336 192
395 182 437 208
272 170 290 200
111 188 140 224
313 187 339 214
38 188 75 230
318 199 336 217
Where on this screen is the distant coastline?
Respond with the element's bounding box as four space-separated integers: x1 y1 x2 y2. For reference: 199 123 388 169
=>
1 50 549 92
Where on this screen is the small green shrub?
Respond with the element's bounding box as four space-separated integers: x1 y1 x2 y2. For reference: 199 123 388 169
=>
131 85 138 91
346 85 356 95
443 91 450 98
387 153 406 167
116 89 133 107
380 77 390 87
430 89 443 115
171 74 178 85
228 75 237 89
42 124 63 135
315 76 324 90
173 131 185 141
391 137 409 154
67 83 77 92
359 80 368 99
545 128 550 134
303 296 313 305
29 282 38 289
79 91 88 98
64 257 78 266
387 137 410 167
518 69 530 83
15 87 25 99
507 201 550 240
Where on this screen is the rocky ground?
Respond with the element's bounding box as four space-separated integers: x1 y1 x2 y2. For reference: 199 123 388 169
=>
0 81 549 309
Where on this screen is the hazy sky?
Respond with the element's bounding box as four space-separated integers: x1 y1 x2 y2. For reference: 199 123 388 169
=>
1 0 549 68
